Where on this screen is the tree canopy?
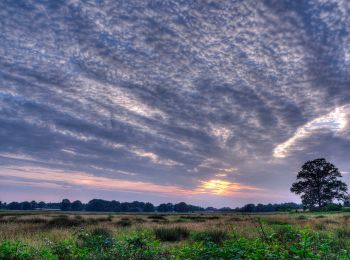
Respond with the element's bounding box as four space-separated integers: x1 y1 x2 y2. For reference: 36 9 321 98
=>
291 158 348 209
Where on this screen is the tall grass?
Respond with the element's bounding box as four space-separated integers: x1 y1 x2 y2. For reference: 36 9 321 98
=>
154 226 189 241
1 211 350 259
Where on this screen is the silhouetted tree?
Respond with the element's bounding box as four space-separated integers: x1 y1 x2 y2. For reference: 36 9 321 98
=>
344 196 350 207
38 201 46 209
143 202 155 212
120 202 130 212
86 199 110 212
21 201 32 210
7 202 21 210
61 199 71 211
241 203 255 212
71 200 84 211
291 158 348 209
111 200 121 212
174 202 188 212
157 203 173 212
30 201 37 209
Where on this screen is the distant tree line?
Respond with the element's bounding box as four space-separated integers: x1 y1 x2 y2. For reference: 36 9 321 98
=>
0 199 204 213
0 199 306 213
229 202 302 212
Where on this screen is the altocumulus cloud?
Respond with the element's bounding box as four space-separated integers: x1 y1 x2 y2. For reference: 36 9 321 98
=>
0 0 350 206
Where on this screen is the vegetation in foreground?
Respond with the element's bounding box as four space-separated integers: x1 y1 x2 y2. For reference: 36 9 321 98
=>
1 211 350 259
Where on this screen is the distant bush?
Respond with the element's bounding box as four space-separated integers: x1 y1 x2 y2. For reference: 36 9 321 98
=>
154 227 189 242
46 216 81 228
116 217 132 227
296 215 307 220
148 214 166 220
323 204 342 212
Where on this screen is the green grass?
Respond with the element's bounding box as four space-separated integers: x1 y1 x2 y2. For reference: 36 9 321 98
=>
1 211 350 259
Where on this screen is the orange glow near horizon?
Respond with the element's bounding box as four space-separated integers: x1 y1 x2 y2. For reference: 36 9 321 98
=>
0 166 263 198
196 179 263 196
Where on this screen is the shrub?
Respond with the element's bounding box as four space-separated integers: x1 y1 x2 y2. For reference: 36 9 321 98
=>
154 227 189 242
191 229 228 244
46 216 81 228
120 232 166 259
148 214 166 220
272 225 299 243
296 215 307 220
320 203 342 212
77 228 114 251
0 241 33 259
49 239 79 259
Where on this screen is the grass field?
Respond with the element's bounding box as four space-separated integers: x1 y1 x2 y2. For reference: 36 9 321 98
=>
1 211 350 259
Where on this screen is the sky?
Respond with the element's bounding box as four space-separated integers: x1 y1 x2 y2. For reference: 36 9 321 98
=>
0 0 350 208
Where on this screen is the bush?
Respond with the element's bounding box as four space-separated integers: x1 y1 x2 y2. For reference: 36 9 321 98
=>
77 227 114 251
323 203 342 211
148 214 166 220
154 227 189 242
191 229 228 244
46 216 81 228
296 215 307 220
0 241 33 259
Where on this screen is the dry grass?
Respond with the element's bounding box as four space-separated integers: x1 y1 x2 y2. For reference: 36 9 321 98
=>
1 211 350 246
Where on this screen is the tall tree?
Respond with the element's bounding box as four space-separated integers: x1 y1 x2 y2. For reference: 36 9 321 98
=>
291 158 348 208
71 200 84 211
61 199 71 211
143 202 155 212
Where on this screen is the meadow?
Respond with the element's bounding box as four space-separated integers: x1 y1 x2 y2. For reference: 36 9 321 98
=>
1 211 350 259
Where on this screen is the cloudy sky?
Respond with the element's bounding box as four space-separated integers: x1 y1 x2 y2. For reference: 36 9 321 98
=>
0 0 350 207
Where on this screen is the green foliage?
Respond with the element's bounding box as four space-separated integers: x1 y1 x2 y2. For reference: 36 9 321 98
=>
191 229 228 244
322 203 343 211
154 227 189 242
1 223 350 259
0 241 33 259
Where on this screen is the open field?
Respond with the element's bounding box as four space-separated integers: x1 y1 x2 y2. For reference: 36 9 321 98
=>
1 211 350 259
